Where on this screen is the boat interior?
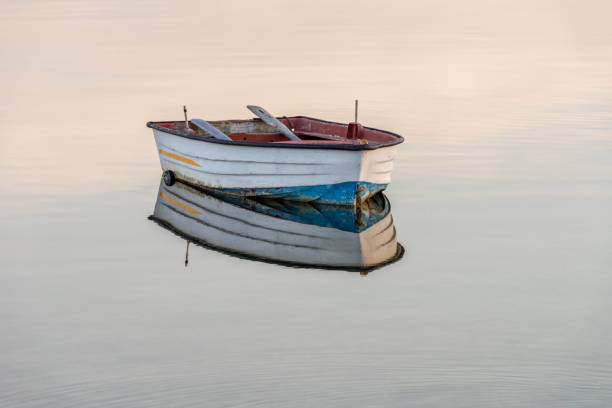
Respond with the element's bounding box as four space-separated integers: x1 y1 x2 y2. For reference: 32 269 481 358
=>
154 117 399 145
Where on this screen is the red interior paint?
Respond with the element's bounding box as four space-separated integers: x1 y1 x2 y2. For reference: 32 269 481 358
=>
157 117 397 144
277 117 394 143
274 139 366 145
346 122 363 139
228 133 290 142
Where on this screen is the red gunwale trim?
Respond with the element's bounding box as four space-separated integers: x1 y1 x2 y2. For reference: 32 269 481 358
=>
147 116 404 151
273 139 366 145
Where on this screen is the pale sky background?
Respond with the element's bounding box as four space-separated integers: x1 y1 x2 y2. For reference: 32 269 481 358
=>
1 0 611 198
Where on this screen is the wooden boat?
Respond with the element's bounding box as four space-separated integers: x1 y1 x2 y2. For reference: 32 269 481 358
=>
149 179 403 272
147 105 403 206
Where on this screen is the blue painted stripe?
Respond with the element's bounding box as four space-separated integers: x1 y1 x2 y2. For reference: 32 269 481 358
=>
214 181 388 206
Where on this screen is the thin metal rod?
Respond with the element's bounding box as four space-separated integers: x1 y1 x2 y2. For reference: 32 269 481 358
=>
354 99 358 123
184 241 190 267
183 105 189 129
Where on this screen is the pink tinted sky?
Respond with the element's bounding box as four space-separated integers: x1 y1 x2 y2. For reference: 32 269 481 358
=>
1 0 610 195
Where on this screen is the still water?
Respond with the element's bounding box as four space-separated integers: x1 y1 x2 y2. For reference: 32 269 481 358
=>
1 1 611 406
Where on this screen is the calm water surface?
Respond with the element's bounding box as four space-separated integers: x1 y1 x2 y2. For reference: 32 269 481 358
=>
1 1 611 407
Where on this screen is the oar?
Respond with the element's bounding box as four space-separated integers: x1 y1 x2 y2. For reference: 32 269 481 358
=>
247 105 300 141
191 118 232 141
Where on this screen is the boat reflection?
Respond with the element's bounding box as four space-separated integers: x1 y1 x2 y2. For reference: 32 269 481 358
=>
149 179 403 273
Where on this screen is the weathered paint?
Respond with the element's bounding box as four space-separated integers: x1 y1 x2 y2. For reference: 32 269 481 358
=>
213 181 388 206
152 127 397 205
148 115 403 205
149 116 404 148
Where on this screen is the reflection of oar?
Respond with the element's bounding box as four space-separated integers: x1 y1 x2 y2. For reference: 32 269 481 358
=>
247 105 300 141
191 118 232 141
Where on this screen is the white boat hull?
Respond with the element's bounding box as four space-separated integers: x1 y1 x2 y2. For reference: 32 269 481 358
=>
153 128 397 205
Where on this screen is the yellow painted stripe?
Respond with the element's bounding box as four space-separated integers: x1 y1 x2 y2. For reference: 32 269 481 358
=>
159 149 201 167
159 192 202 215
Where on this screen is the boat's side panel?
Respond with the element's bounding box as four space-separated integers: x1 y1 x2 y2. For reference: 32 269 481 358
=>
154 129 361 186
359 146 397 185
153 129 397 204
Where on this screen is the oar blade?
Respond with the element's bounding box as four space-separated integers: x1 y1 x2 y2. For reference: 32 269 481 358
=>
247 105 300 141
191 118 232 141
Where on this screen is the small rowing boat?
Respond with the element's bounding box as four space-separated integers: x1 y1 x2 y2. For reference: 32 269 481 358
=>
149 178 403 272
147 104 403 205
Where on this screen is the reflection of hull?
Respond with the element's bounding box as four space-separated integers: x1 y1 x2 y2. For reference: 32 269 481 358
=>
150 180 403 271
